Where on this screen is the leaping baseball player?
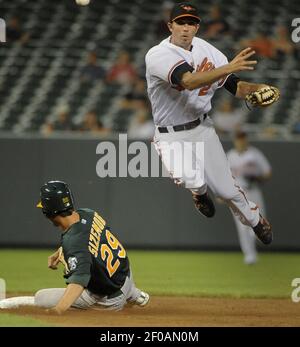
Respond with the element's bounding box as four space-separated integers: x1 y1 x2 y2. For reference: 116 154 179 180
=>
145 2 280 245
0 181 149 313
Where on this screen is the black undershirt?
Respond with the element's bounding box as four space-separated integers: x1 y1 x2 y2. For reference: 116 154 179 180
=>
171 62 194 85
224 74 240 95
171 62 240 96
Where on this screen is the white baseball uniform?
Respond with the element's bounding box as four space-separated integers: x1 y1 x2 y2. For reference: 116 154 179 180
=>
227 146 271 264
145 36 261 228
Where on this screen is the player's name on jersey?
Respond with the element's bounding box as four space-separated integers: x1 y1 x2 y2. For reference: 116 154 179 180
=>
96 134 204 185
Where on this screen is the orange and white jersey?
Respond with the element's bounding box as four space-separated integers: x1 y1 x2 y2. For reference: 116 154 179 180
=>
145 36 229 127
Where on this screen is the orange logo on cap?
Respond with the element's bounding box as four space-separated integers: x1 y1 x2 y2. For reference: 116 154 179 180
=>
181 5 194 11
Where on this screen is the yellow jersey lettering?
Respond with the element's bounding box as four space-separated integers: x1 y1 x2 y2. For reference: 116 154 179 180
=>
92 221 102 234
89 245 98 257
89 237 98 250
89 234 100 256
94 217 105 231
100 244 120 277
90 227 101 239
95 212 106 224
105 230 126 258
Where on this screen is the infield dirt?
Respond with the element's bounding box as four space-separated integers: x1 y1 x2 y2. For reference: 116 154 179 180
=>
2 296 300 327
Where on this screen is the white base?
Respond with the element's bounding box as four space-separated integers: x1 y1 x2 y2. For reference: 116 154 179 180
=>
0 296 35 309
0 278 6 300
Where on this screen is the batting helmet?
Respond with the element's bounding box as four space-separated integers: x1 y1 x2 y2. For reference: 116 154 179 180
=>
37 180 74 217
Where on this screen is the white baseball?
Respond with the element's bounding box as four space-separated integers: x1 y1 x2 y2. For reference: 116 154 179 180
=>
75 0 90 6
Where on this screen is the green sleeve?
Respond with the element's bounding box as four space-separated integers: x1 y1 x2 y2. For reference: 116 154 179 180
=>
64 233 92 288
66 271 91 287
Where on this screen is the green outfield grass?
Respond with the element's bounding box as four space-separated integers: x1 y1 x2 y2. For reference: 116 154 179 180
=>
0 249 298 298
129 251 300 298
0 313 50 327
0 249 298 326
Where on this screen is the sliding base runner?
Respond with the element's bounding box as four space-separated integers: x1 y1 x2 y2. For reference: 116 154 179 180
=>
0 181 149 314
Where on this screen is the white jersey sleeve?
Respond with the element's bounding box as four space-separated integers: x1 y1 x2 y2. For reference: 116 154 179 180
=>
252 148 272 175
145 45 189 86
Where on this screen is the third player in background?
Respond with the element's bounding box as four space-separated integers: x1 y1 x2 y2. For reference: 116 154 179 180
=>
227 131 272 264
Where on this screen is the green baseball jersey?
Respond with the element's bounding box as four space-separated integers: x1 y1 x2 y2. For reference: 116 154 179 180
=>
60 208 129 296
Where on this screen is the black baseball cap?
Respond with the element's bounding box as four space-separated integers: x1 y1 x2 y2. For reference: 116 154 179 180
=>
169 2 201 23
37 180 74 217
235 130 248 139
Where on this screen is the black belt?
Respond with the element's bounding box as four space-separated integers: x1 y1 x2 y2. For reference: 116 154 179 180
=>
157 114 207 133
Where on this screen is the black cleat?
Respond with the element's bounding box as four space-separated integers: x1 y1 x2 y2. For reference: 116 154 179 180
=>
192 192 215 218
253 215 273 245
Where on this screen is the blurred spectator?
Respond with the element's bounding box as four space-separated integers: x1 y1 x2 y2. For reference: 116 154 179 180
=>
213 99 246 135
202 5 230 39
6 16 30 44
154 1 173 40
106 51 137 86
41 105 74 135
292 120 300 134
41 122 54 136
80 52 105 83
260 126 279 139
51 105 74 131
272 25 295 60
79 111 111 135
116 77 153 138
127 110 155 139
120 77 148 110
240 32 275 58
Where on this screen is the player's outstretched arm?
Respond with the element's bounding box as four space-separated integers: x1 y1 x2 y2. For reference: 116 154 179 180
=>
46 283 84 314
230 49 280 104
181 48 257 91
235 81 268 99
236 81 280 106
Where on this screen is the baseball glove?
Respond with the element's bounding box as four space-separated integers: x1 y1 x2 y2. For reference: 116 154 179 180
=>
245 85 280 108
